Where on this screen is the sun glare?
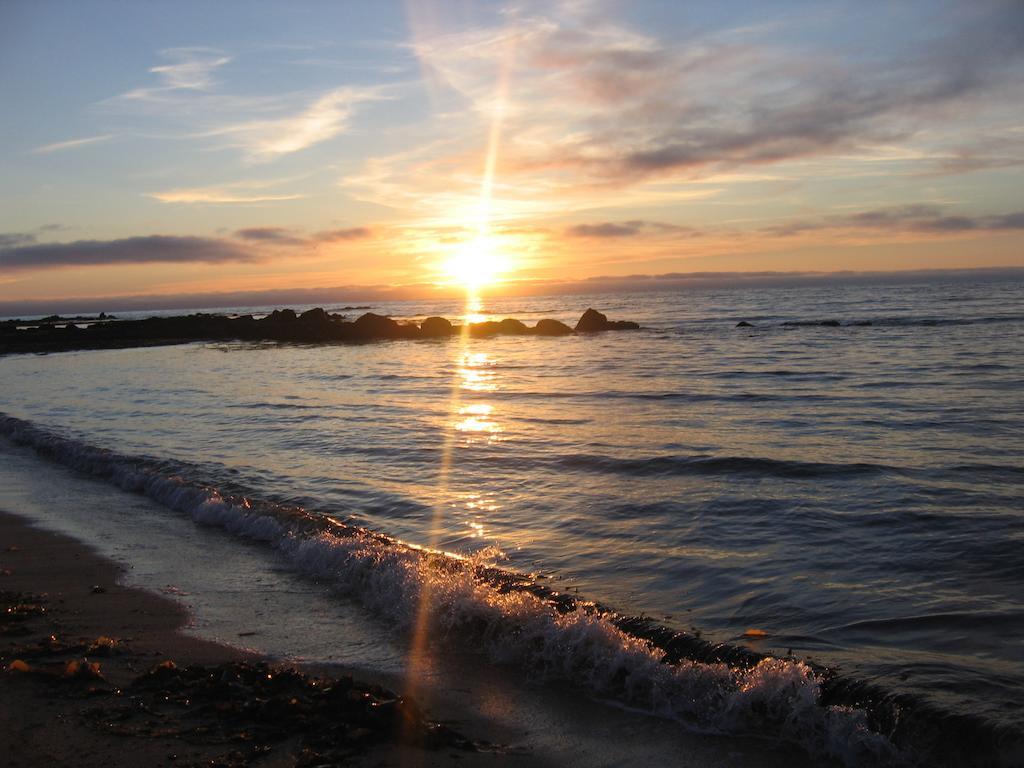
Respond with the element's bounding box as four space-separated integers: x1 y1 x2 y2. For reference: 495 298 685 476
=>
443 234 507 289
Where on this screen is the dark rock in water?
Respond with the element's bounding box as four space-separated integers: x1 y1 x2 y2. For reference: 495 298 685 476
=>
420 316 454 337
298 307 329 323
575 308 640 332
534 318 573 336
468 318 532 336
1 305 640 354
265 308 296 323
575 308 609 332
736 321 754 328
820 319 841 327
353 312 401 338
498 318 528 334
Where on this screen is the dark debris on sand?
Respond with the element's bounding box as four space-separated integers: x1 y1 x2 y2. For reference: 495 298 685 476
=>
2 585 491 767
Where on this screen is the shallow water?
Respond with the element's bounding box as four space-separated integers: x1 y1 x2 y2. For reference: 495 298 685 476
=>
2 278 1022 761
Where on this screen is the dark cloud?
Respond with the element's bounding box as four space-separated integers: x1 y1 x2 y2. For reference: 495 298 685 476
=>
990 211 1024 229
766 205 1024 237
312 227 372 242
566 220 701 238
0 233 37 248
0 235 255 271
234 227 307 246
567 222 642 238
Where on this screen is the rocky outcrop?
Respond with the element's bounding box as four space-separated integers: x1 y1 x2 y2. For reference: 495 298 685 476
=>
2 307 640 355
420 316 455 337
574 307 641 332
533 318 573 336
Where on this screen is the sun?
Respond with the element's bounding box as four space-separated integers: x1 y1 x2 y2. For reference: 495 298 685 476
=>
443 234 508 290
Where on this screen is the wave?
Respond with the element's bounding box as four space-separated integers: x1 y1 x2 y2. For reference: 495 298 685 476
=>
557 453 891 480
1 412 1019 767
734 314 1024 330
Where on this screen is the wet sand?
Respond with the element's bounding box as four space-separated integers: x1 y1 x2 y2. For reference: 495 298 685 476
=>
0 510 500 767
0 508 810 767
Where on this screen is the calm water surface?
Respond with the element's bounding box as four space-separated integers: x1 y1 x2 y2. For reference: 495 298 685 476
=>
2 279 1022 742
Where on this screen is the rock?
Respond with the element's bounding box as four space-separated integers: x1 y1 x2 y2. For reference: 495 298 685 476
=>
533 318 573 336
352 312 401 339
265 309 297 323
420 316 454 337
574 308 639 332
820 320 841 327
497 318 529 334
298 307 329 323
575 308 609 332
736 321 754 328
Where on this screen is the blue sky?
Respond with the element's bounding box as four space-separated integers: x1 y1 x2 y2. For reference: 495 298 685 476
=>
2 0 1023 309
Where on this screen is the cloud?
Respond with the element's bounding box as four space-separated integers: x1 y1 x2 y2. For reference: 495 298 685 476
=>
764 205 1024 237
148 188 304 204
234 227 307 246
567 222 642 238
0 235 255 271
0 224 376 275
566 220 701 238
312 227 372 242
30 134 115 155
350 0 1024 216
202 87 384 160
110 48 383 161
119 48 231 101
0 233 37 248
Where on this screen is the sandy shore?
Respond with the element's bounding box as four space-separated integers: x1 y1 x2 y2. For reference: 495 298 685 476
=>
0 509 523 768
0 505 812 768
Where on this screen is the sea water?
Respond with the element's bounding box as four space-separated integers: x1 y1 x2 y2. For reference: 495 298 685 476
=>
1 277 1022 765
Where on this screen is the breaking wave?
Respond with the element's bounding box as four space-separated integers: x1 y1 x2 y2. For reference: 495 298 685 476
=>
2 412 1019 767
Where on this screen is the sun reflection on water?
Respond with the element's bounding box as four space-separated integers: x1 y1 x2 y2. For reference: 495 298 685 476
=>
455 403 503 438
459 351 497 392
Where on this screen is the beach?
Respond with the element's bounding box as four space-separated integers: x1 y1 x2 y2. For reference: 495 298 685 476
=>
0 508 813 768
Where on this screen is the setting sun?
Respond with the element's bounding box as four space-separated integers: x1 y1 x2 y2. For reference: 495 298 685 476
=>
442 234 508 289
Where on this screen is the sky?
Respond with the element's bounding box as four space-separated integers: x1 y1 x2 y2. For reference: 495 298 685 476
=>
1 0 1023 311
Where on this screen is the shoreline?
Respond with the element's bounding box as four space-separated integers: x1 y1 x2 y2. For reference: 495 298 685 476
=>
0 509 521 768
0 502 813 768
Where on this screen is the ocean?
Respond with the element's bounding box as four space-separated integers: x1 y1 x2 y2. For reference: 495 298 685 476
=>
2 277 1022 766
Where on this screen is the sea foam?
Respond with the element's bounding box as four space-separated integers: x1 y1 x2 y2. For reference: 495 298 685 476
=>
0 412 902 766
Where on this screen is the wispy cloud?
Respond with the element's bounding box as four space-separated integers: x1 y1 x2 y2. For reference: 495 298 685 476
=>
149 188 304 204
234 227 308 246
119 47 231 101
30 134 115 155
202 87 384 160
566 220 700 238
234 226 373 246
312 227 372 242
348 0 1024 220
765 205 1024 237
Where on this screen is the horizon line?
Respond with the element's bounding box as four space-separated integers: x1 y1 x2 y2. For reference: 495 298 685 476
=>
3 266 1023 318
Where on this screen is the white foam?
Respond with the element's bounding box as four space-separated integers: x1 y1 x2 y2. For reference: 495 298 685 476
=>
0 413 902 766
